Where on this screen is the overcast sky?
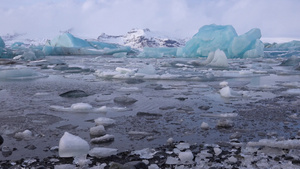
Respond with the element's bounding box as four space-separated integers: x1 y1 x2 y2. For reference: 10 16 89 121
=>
0 0 299 42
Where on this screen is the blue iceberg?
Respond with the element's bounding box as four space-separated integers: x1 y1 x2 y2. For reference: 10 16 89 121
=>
176 24 264 58
43 33 132 56
228 28 264 58
177 24 237 57
0 36 5 48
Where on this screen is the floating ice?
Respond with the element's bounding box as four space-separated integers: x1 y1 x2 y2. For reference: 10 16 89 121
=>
228 28 264 58
177 24 263 58
50 103 107 113
200 122 209 130
177 24 237 57
58 132 90 158
14 130 33 140
89 147 118 158
43 33 132 56
247 139 300 149
90 134 114 144
94 117 116 126
0 68 46 80
204 49 228 67
219 86 234 98
131 148 157 159
138 47 177 57
89 125 106 136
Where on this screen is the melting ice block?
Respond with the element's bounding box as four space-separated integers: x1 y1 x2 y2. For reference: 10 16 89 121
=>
204 49 228 67
59 132 90 157
89 147 118 158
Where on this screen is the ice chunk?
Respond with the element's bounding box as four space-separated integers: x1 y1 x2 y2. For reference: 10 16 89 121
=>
90 125 106 136
50 103 106 113
176 142 190 151
228 28 263 58
90 134 114 144
166 156 179 165
89 147 118 158
46 33 91 48
14 130 33 140
213 147 222 156
71 103 93 110
219 86 234 98
58 132 90 157
205 49 228 67
200 122 209 130
94 117 116 126
131 148 157 159
177 24 237 57
178 151 194 163
0 68 45 80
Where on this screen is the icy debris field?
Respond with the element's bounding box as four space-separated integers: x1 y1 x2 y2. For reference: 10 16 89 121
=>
0 54 300 168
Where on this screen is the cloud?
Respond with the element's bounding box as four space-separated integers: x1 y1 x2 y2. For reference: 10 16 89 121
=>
0 0 299 40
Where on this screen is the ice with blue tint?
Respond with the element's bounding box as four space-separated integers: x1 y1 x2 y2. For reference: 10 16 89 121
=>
228 28 264 58
176 24 263 58
43 33 132 56
177 24 237 57
0 36 5 48
265 40 300 51
138 47 177 58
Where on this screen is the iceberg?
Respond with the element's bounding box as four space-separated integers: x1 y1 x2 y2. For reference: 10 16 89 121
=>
43 33 132 56
0 36 5 48
177 24 237 57
228 28 264 58
176 24 264 58
265 40 300 51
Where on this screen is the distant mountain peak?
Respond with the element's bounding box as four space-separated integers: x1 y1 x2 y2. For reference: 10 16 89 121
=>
97 28 185 50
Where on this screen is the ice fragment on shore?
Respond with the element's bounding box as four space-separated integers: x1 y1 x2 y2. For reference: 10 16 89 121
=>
94 117 116 126
178 151 194 163
166 157 179 164
213 147 222 156
90 134 114 144
58 132 90 157
90 125 106 136
176 142 190 151
89 147 118 158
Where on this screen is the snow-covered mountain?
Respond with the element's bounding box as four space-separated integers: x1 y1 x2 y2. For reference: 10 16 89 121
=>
97 28 185 50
